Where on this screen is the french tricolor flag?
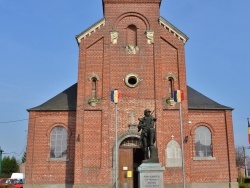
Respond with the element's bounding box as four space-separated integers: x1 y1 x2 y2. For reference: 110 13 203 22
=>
110 89 122 104
174 90 184 103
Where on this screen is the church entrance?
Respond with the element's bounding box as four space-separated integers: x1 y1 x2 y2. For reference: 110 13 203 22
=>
119 137 144 188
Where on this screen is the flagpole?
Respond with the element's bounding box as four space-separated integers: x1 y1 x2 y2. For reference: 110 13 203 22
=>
115 102 118 188
111 89 120 188
174 90 185 188
179 102 186 188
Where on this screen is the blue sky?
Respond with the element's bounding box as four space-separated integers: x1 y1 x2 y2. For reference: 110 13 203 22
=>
1 0 250 160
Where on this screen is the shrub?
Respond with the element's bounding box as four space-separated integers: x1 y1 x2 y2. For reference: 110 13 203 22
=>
240 184 250 188
245 178 250 183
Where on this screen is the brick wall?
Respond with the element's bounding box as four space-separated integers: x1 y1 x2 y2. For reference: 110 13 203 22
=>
188 110 237 183
25 111 76 184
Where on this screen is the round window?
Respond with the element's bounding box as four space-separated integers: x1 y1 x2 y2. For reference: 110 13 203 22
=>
124 73 140 88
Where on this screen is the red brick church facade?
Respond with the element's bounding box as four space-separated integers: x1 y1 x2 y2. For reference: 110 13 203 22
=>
25 0 238 187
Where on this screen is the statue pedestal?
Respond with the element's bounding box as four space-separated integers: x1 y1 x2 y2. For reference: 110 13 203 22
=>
138 163 165 188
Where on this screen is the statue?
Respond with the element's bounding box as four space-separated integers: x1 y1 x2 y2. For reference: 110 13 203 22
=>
138 109 159 163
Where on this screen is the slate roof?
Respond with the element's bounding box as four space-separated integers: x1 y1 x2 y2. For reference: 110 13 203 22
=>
187 86 232 110
28 83 232 111
28 83 77 111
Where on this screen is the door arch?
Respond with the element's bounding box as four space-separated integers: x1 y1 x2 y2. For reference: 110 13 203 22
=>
113 133 144 188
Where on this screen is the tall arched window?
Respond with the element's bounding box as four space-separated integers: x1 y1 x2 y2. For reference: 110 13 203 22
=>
195 126 212 157
50 126 68 159
168 77 174 98
127 24 137 46
92 77 97 98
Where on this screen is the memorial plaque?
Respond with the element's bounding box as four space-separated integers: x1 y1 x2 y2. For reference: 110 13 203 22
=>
140 174 163 187
165 140 182 167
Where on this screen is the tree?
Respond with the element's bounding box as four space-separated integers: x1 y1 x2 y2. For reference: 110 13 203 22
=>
1 156 19 178
236 145 248 167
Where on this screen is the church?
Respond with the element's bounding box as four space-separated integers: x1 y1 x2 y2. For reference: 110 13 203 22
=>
25 0 238 187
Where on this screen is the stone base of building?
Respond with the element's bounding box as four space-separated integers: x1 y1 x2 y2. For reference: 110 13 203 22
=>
73 185 112 188
24 182 238 188
164 182 238 188
24 184 74 188
24 184 112 188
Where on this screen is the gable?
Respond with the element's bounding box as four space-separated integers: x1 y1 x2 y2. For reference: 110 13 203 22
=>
76 18 105 44
159 17 188 44
75 17 188 45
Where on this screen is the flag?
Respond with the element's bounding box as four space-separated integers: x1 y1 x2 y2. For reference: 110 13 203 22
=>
248 118 250 144
174 90 184 103
110 89 121 103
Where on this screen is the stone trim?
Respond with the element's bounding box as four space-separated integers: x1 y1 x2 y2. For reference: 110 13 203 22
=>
193 157 216 161
159 17 189 44
112 132 140 187
76 18 105 43
165 73 176 80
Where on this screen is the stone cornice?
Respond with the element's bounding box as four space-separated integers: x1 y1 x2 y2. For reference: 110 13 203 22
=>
76 18 106 44
159 17 189 44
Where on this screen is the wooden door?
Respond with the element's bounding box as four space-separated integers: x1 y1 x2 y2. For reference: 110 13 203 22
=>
119 148 133 188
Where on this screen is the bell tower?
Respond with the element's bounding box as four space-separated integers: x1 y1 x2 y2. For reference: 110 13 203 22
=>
74 0 189 186
102 0 162 21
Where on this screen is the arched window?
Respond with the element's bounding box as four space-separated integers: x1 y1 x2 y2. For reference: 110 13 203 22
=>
127 24 137 46
92 77 97 98
195 126 212 157
50 126 68 159
168 77 174 98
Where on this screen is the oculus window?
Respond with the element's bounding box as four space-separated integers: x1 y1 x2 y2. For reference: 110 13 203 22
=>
124 73 140 88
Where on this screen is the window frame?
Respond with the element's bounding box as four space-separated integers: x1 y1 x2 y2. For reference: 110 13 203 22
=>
168 77 174 98
192 125 216 161
91 77 97 99
49 125 68 161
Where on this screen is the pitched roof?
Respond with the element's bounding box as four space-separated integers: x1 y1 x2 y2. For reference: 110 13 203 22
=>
187 86 232 110
28 83 77 111
28 84 232 111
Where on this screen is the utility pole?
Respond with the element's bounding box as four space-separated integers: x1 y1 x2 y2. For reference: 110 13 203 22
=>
0 147 4 178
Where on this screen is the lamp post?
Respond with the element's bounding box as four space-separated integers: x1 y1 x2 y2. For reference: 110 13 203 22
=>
0 147 4 178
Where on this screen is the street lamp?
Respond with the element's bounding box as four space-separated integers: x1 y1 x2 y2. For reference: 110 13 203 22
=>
0 147 4 177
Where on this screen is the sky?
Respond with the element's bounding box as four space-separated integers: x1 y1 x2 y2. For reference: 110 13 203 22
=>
1 0 250 160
